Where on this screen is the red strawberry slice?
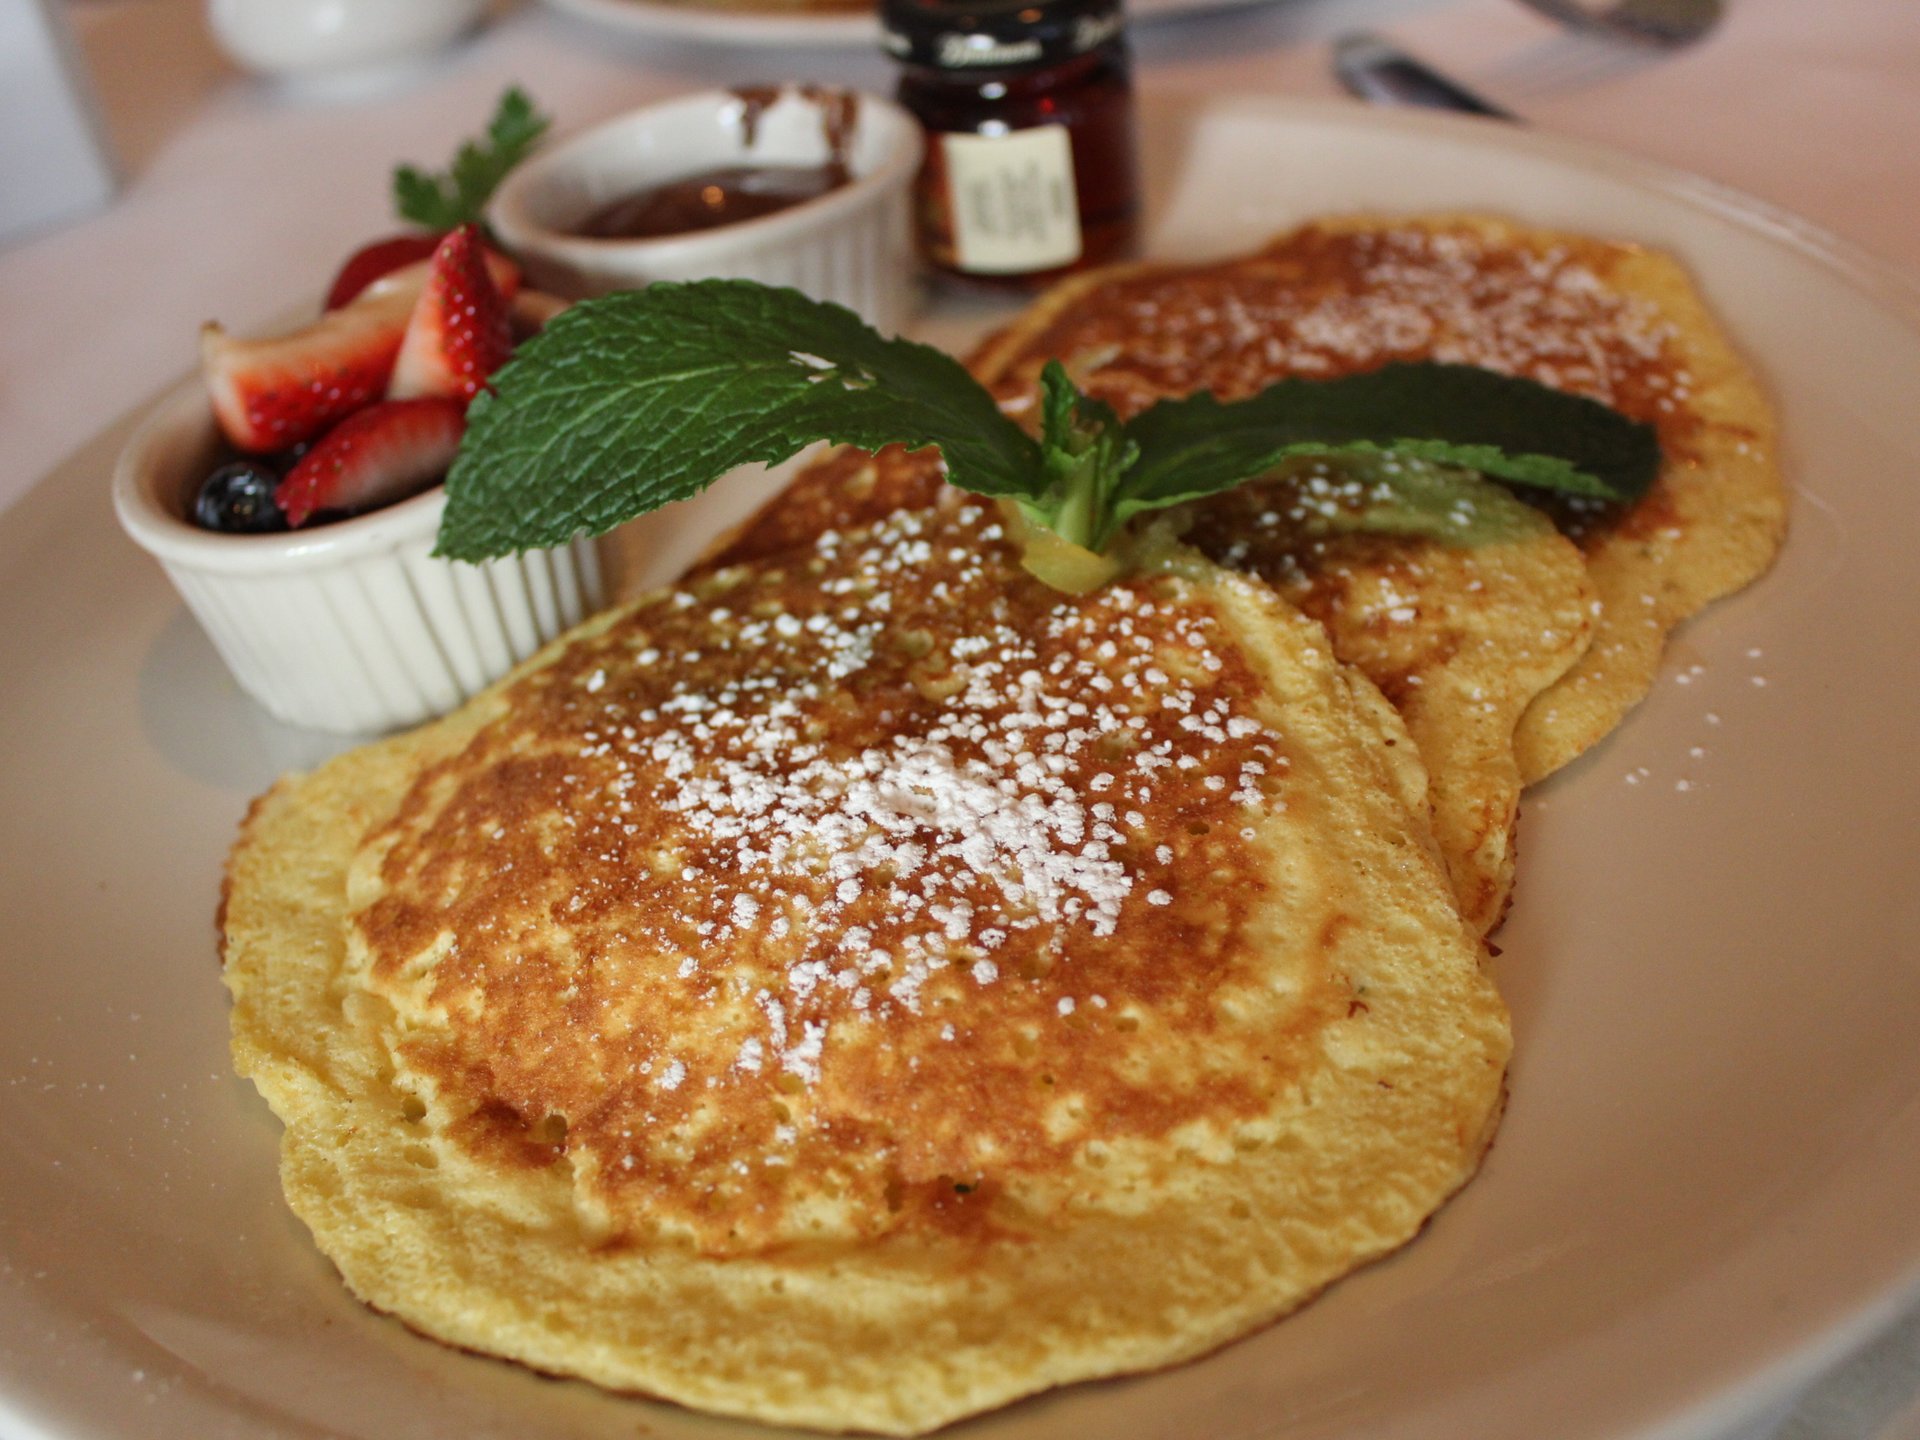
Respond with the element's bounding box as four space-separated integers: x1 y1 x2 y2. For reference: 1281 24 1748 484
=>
389 225 515 404
324 233 442 311
202 284 415 453
325 233 523 311
275 397 465 527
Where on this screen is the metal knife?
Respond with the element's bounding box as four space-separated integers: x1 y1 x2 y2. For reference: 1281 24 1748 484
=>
1332 33 1517 121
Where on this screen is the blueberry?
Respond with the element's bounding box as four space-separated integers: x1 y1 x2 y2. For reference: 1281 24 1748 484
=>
194 460 289 534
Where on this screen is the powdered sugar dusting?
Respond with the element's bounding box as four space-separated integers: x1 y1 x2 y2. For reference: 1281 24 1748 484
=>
359 502 1294 1237
548 509 1286 1090
1023 224 1682 422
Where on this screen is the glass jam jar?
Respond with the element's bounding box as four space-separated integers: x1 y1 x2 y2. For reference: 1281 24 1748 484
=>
881 0 1140 287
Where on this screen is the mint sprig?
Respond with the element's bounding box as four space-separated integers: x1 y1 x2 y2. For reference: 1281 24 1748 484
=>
1025 363 1140 549
440 283 1039 561
437 280 1658 566
1210 454 1549 549
1117 362 1655 526
394 86 550 233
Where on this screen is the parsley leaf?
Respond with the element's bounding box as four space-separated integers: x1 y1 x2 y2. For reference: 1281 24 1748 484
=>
393 87 550 233
438 279 1660 571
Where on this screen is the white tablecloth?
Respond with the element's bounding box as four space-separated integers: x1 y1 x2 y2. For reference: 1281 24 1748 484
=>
1 0 1915 1434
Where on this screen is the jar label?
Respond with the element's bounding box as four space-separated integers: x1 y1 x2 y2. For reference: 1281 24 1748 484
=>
941 125 1082 274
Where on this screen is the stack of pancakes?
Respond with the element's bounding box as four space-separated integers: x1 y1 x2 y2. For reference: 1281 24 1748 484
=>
710 214 1786 936
221 214 1783 1432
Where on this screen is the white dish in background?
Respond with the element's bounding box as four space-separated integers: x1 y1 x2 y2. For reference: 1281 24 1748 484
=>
206 0 490 76
539 0 1287 50
488 87 921 335
4 97 1920 1440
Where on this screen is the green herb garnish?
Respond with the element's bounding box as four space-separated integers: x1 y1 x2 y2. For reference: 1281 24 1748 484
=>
1221 454 1551 549
394 87 550 233
437 280 1657 568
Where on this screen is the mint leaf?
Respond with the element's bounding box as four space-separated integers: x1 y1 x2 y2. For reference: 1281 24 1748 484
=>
1115 362 1659 529
1233 454 1544 548
1023 361 1140 549
439 280 1661 573
394 86 550 232
436 281 1041 561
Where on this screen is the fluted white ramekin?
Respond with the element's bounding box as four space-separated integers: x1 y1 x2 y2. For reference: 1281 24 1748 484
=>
487 87 922 335
113 378 603 735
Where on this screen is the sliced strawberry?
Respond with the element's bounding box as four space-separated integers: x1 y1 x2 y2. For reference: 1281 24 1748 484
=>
275 397 465 527
389 225 516 405
324 233 442 311
484 247 522 303
325 233 522 311
202 284 416 453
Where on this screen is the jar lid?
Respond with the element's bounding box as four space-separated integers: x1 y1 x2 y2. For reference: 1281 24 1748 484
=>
880 0 1125 72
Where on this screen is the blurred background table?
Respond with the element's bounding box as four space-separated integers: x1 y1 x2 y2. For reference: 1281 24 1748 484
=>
7 0 1919 520
0 0 1914 1435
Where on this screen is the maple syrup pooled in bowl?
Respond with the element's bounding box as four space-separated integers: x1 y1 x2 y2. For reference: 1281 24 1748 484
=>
485 86 921 333
570 88 856 240
572 163 851 238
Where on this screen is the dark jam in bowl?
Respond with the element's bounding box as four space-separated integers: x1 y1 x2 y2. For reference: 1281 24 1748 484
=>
572 163 851 240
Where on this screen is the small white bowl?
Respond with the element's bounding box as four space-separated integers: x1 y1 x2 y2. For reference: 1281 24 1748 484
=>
205 0 490 77
114 375 603 736
488 87 923 335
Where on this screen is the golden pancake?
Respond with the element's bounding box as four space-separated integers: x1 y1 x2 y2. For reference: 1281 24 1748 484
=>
224 502 1508 1435
705 260 1624 937
704 439 943 574
705 215 1786 927
970 216 1786 783
1176 459 1589 937
704 440 1587 939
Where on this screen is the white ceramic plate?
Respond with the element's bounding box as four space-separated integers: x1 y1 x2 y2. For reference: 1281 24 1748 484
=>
4 97 1919 1440
539 0 1286 51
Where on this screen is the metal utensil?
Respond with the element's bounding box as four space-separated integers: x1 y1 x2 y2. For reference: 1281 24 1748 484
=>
1512 0 1721 47
1332 33 1517 120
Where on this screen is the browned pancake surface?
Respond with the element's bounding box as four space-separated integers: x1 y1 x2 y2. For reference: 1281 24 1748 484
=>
226 500 1510 1433
1179 464 1590 935
359 505 1337 1253
713 219 1765 931
973 217 1785 781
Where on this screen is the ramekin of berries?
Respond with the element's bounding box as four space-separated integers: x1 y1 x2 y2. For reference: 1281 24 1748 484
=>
114 93 602 735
